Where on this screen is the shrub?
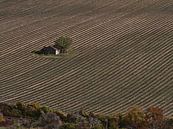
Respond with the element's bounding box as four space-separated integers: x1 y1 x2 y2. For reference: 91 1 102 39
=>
77 119 90 129
165 117 173 129
79 109 89 118
15 102 42 119
107 117 119 129
0 113 5 123
67 111 87 123
145 106 165 129
60 123 76 129
117 113 125 128
0 103 22 117
28 102 40 110
40 106 51 113
16 102 25 112
91 124 104 129
124 107 147 129
54 36 72 52
87 113 103 129
54 110 67 122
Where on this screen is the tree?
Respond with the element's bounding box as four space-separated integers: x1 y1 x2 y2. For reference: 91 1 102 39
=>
124 107 147 129
146 106 165 129
54 36 72 53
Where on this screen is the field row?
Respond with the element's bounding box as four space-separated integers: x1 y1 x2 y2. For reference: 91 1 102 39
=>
1 0 173 116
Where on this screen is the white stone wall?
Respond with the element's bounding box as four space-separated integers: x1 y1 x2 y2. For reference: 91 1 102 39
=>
55 49 60 55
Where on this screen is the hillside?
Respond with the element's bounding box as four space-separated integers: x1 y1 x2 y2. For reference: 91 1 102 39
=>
0 0 173 116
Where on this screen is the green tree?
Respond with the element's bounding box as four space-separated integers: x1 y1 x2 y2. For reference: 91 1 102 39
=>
54 36 72 53
124 107 147 129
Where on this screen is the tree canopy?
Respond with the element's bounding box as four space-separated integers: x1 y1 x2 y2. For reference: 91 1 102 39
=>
54 36 72 50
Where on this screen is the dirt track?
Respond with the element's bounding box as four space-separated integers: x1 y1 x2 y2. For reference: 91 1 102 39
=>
0 0 173 116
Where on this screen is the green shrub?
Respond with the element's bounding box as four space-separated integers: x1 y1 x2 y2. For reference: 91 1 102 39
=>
165 117 173 129
79 109 89 118
54 110 67 122
0 103 22 117
124 107 147 128
107 117 119 129
54 36 72 53
15 102 41 119
16 102 25 112
92 124 104 129
40 106 50 113
60 123 76 129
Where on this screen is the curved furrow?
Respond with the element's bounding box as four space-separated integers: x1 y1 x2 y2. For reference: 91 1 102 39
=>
0 15 119 79
0 15 168 92
58 63 173 114
60 53 172 110
0 0 116 43
0 14 105 73
0 11 149 80
0 1 92 49
102 46 173 114
1 0 155 52
1 0 173 116
0 0 82 34
107 40 173 106
27 28 173 112
50 33 173 114
0 0 138 54
0 0 97 43
0 14 156 87
47 28 173 100
0 1 158 66
3 28 172 106
1 22 170 97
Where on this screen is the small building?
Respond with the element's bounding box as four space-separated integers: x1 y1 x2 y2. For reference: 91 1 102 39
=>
40 46 60 55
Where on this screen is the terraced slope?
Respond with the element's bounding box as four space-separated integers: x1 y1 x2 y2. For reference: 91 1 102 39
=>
0 0 173 116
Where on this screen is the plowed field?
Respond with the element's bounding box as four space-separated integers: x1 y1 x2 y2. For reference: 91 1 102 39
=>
0 0 173 116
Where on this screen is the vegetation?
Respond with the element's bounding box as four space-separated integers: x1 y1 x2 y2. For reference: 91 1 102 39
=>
54 36 72 52
0 113 5 123
0 102 173 129
32 36 72 56
2 0 173 122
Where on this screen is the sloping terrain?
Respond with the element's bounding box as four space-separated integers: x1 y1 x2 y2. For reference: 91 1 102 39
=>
0 0 173 116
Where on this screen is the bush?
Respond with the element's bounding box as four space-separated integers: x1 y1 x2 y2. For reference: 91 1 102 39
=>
0 103 22 117
124 107 147 128
0 113 5 123
54 110 67 122
91 124 104 129
1 102 173 129
15 102 42 119
165 117 173 129
16 102 25 113
66 111 87 123
54 36 72 52
60 123 76 129
40 106 51 114
78 109 89 118
146 106 165 129
28 102 40 110
107 117 119 129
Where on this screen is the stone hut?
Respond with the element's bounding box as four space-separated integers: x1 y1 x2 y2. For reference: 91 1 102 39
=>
40 46 60 55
